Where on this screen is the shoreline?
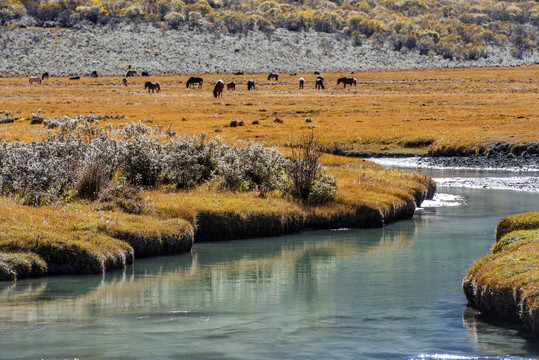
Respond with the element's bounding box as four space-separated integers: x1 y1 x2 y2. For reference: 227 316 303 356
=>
462 212 539 339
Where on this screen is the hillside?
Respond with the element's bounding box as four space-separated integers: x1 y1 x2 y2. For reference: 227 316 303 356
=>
0 0 538 75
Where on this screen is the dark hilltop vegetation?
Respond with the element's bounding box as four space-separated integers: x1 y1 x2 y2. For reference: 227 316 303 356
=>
0 0 538 75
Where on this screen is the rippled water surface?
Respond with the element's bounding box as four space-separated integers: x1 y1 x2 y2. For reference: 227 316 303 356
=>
1 171 538 360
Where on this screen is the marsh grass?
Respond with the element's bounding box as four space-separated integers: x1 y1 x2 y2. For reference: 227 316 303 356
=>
0 67 537 154
463 212 539 337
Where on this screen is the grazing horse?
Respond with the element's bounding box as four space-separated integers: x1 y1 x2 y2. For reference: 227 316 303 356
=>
90 70 98 78
299 77 305 89
186 77 203 88
41 72 49 80
315 77 324 89
247 80 255 90
213 80 225 98
144 81 160 93
29 76 41 84
267 73 279 81
122 77 128 86
227 81 235 90
126 70 137 77
337 77 357 88
141 71 149 76
69 76 80 80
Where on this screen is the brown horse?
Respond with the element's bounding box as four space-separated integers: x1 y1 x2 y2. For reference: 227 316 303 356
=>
122 77 128 86
267 73 279 81
315 77 324 89
145 81 160 93
337 77 357 88
41 72 49 80
186 77 203 88
227 81 235 90
126 70 137 77
213 80 225 98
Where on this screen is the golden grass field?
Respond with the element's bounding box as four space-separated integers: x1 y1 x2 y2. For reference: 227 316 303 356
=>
0 65 537 153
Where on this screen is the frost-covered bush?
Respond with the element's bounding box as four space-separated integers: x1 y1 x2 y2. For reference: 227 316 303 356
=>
0 119 337 206
218 142 287 193
162 134 220 189
308 174 337 205
0 136 84 205
121 136 163 187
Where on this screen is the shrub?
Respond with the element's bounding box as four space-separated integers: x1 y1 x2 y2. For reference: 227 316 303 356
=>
125 5 144 20
285 132 337 204
162 135 220 189
121 136 163 187
98 183 146 214
164 11 184 28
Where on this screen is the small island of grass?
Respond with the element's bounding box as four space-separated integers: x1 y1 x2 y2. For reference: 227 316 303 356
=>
463 211 539 338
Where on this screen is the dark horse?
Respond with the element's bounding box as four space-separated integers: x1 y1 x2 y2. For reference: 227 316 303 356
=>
213 80 225 98
145 81 161 93
41 72 49 80
247 80 255 90
227 81 235 90
126 70 137 77
267 73 279 81
186 77 203 88
299 77 304 89
337 77 357 88
90 70 98 78
315 76 324 89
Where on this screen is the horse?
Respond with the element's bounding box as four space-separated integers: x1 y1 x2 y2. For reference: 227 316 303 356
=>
233 71 244 75
29 76 41 84
69 76 80 80
227 81 235 90
122 77 128 86
126 70 137 77
41 72 49 80
186 77 203 88
213 80 225 98
315 77 324 90
247 80 255 90
337 77 357 89
141 71 149 76
299 77 304 89
144 81 160 93
90 70 98 78
267 73 279 81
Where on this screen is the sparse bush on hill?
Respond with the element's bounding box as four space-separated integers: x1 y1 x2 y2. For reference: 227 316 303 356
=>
0 0 536 63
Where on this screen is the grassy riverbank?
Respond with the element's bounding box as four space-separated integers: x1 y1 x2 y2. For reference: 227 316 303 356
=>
463 212 539 338
0 127 435 281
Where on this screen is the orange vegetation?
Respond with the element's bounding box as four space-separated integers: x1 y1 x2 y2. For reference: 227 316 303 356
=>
0 66 537 154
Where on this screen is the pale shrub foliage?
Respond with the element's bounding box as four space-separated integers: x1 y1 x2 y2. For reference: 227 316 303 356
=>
0 119 336 206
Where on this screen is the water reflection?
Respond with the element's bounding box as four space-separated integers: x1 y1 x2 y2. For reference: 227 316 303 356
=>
462 307 539 356
0 225 416 322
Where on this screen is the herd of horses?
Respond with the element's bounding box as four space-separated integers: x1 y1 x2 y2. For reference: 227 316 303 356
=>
28 72 359 95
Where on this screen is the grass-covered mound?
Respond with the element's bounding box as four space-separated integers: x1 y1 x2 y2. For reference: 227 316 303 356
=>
463 212 539 338
0 198 194 280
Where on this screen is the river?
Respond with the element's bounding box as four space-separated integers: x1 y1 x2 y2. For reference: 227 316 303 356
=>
0 166 538 360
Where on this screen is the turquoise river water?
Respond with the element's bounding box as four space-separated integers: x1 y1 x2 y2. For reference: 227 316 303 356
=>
0 168 538 360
